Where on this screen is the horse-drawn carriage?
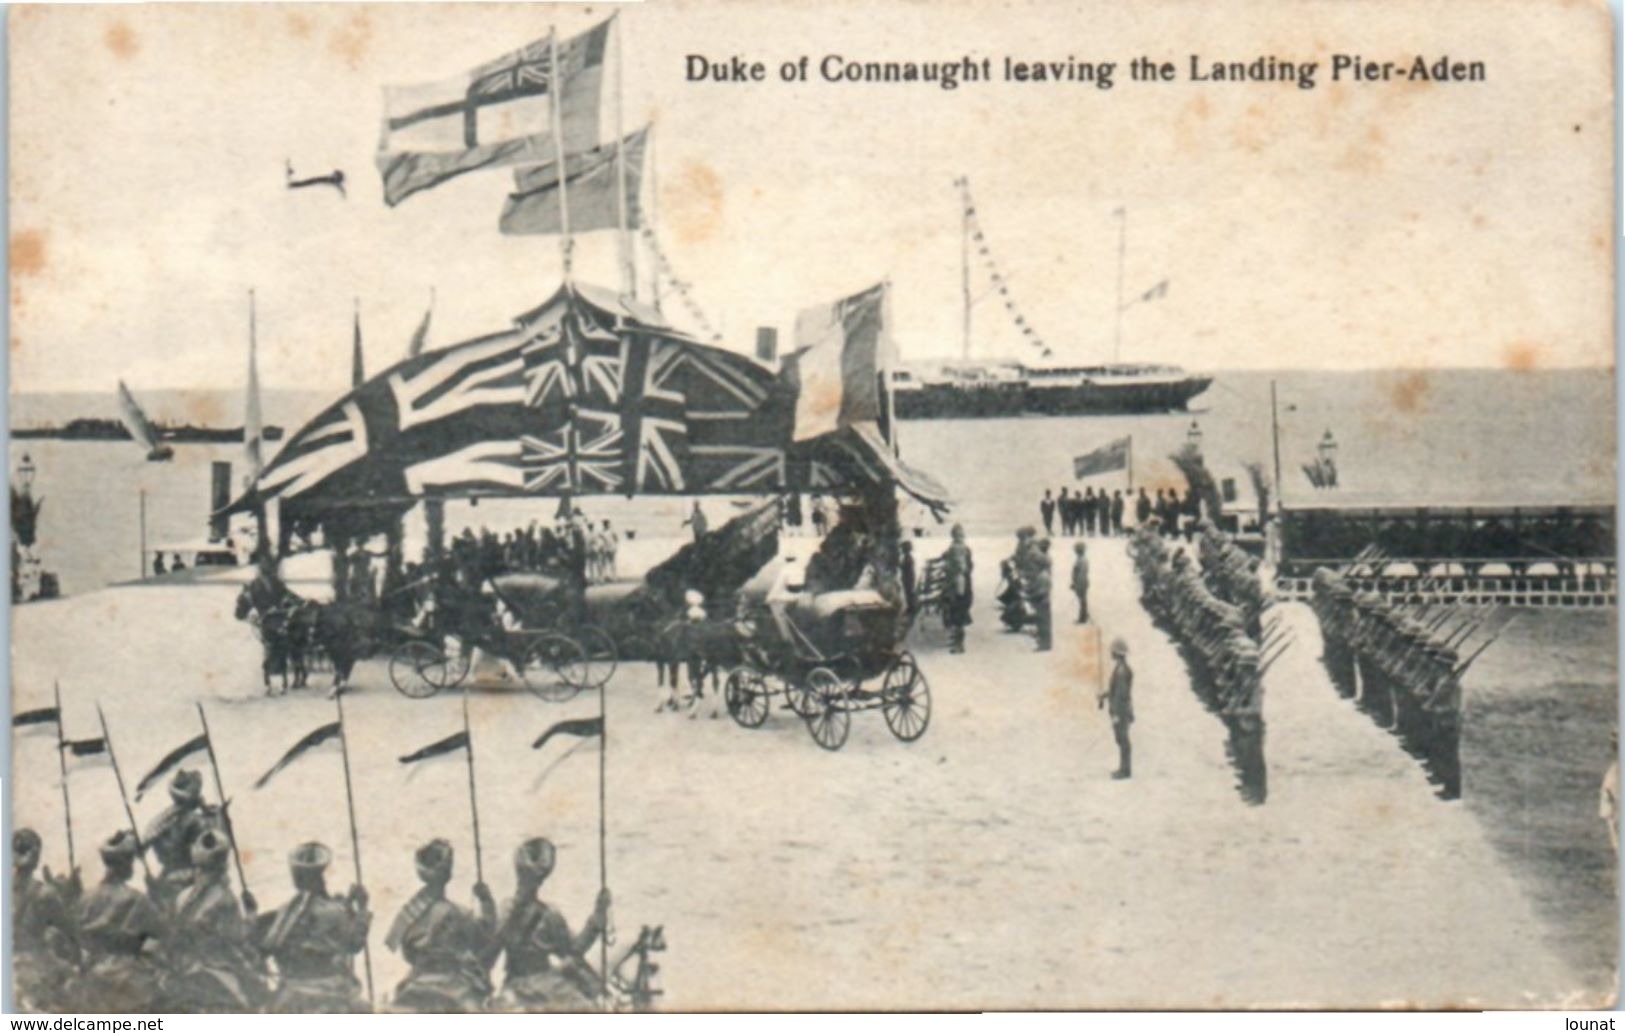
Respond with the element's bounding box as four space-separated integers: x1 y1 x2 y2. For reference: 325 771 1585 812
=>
386 571 645 702
720 579 932 751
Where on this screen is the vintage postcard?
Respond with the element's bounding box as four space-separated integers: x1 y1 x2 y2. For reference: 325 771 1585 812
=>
6 0 1617 1013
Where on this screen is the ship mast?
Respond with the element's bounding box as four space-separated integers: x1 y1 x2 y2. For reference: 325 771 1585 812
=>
1113 206 1127 364
959 176 971 361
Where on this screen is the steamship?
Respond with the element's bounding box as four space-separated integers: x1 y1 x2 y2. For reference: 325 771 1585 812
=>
889 360 1210 420
888 181 1211 420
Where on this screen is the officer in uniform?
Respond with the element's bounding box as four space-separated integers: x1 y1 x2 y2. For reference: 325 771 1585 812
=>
69 831 166 1013
490 837 613 1012
255 842 372 1013
1026 538 1054 651
940 525 974 654
161 828 267 1012
385 839 497 1012
145 769 220 910
1099 638 1134 779
13 828 78 1011
1070 542 1090 624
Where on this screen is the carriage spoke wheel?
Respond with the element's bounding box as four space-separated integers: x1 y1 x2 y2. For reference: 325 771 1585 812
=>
784 675 821 718
523 632 587 703
804 666 850 751
389 640 445 699
725 665 770 729
576 626 620 689
881 651 932 742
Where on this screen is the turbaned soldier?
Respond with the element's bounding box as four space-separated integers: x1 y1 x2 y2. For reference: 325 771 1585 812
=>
255 842 371 1013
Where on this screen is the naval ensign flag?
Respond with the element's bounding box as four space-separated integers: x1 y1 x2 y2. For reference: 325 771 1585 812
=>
375 18 609 207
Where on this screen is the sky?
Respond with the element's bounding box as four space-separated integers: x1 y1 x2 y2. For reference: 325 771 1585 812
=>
8 0 1615 397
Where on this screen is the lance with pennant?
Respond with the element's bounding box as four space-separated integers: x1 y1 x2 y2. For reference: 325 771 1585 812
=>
95 704 153 883
334 692 375 1006
195 703 249 896
53 682 76 873
462 686 485 885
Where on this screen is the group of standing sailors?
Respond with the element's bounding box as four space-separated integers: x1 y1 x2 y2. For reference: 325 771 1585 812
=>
1130 519 1281 804
1040 487 1129 538
1309 568 1465 798
13 769 615 1013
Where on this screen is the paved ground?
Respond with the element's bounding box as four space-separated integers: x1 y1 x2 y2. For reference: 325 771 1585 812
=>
10 535 1593 1009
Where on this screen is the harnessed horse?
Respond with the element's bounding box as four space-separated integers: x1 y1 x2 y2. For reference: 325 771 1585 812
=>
235 578 375 695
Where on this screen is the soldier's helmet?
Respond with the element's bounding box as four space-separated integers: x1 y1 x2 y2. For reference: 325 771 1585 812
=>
191 828 230 871
100 829 140 866
170 768 205 806
951 524 966 541
1074 542 1087 554
414 838 455 883
1110 637 1129 658
13 828 41 869
1037 537 1051 552
289 842 332 875
1017 526 1035 540
515 837 557 880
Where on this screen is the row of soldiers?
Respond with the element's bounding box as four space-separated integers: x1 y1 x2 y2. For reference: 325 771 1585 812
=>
13 769 616 1013
1308 568 1466 798
1131 519 1285 804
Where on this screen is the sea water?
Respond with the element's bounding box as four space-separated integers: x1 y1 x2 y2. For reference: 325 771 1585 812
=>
10 369 1615 597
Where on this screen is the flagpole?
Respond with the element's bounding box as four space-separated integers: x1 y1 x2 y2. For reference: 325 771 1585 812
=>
597 679 610 1002
462 686 485 886
613 13 635 301
548 28 574 280
1127 436 1134 496
334 692 376 1008
53 682 76 874
647 124 661 306
95 703 153 883
195 703 249 896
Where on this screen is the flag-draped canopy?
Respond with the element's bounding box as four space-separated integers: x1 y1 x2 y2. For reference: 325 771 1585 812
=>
225 283 948 534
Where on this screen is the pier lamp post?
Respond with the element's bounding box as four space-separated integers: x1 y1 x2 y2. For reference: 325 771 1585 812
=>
1185 420 1204 455
16 453 36 492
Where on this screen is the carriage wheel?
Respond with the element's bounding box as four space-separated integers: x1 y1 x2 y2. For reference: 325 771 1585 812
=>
577 626 620 689
388 640 445 699
522 633 587 703
783 675 822 718
724 665 770 729
881 651 932 742
804 667 850 751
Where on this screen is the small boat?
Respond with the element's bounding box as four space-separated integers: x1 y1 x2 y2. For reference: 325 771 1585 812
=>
117 380 174 461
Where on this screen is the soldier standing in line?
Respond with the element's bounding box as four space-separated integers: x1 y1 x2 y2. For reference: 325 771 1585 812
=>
1099 638 1135 779
1058 488 1074 536
1135 487 1152 528
69 831 166 1013
13 828 79 1012
941 524 975 654
1071 542 1091 624
385 839 497 1012
1111 489 1125 536
161 829 267 1012
489 838 613 1012
1040 489 1056 537
1027 538 1054 652
145 769 221 910
1602 729 1620 854
255 842 372 1013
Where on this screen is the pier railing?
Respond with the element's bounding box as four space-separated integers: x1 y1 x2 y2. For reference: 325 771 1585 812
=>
1273 501 1617 607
